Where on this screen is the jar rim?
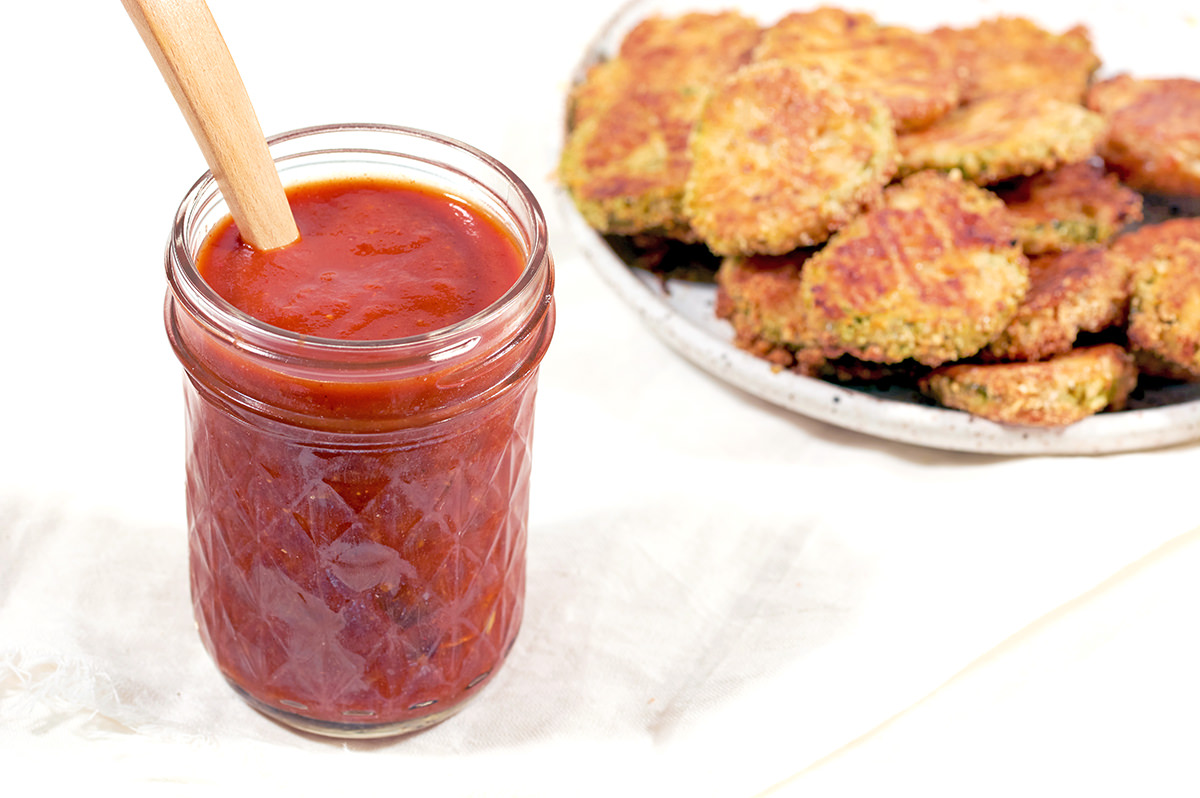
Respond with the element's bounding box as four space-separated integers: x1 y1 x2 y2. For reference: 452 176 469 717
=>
166 123 551 359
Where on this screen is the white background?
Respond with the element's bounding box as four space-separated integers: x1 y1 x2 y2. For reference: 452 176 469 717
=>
1 1 1198 795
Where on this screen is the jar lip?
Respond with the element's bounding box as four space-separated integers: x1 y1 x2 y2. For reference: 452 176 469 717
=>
168 123 550 357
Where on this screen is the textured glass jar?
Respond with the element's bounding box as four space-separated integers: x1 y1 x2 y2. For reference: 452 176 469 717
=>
164 124 555 738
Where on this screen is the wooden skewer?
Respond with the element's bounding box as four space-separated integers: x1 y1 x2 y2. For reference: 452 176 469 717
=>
122 0 299 250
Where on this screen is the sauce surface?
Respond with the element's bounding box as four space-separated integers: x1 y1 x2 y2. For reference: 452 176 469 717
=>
198 177 524 340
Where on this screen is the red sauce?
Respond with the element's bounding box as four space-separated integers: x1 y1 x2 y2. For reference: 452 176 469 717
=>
181 176 546 734
198 177 524 340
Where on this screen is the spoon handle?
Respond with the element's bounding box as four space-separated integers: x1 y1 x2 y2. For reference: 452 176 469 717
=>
122 0 299 250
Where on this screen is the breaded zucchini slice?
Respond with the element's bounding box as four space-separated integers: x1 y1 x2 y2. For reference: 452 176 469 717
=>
897 93 1104 185
1126 238 1200 380
993 161 1143 254
753 8 963 132
931 16 1100 104
920 344 1137 426
684 61 897 256
986 247 1132 362
1086 75 1200 198
715 250 828 375
794 170 1028 366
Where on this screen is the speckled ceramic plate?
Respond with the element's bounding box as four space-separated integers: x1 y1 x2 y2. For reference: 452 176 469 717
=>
559 0 1200 455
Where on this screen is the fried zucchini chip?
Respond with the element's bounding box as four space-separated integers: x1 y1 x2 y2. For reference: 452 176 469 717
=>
753 7 963 132
897 93 1104 185
986 247 1132 362
932 16 1100 104
920 344 1137 426
1086 75 1200 197
715 250 828 374
993 161 1143 254
1110 217 1200 260
1126 237 1200 380
794 170 1028 366
684 61 897 256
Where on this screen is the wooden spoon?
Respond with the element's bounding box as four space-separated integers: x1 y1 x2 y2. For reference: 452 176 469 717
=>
122 0 299 250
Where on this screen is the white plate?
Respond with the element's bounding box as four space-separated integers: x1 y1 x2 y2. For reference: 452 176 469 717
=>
559 0 1200 455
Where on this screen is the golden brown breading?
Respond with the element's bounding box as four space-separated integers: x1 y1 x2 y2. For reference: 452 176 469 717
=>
560 91 698 239
559 12 761 239
684 61 897 256
1111 217 1200 261
754 5 876 50
716 251 809 344
1126 238 1200 380
715 251 827 374
564 58 629 132
992 161 1144 254
931 16 1100 104
613 10 762 69
1112 219 1200 379
716 251 922 382
753 8 963 132
566 11 765 129
919 344 1137 426
1085 75 1200 197
986 247 1132 362
897 92 1105 185
792 170 1029 366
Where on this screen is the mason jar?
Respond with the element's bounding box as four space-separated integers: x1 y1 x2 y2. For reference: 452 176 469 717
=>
163 124 555 738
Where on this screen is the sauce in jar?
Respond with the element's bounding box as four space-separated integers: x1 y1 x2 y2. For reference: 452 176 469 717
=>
198 178 524 340
166 125 555 738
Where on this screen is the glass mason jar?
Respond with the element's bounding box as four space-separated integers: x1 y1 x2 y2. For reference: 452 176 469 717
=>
164 124 555 738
